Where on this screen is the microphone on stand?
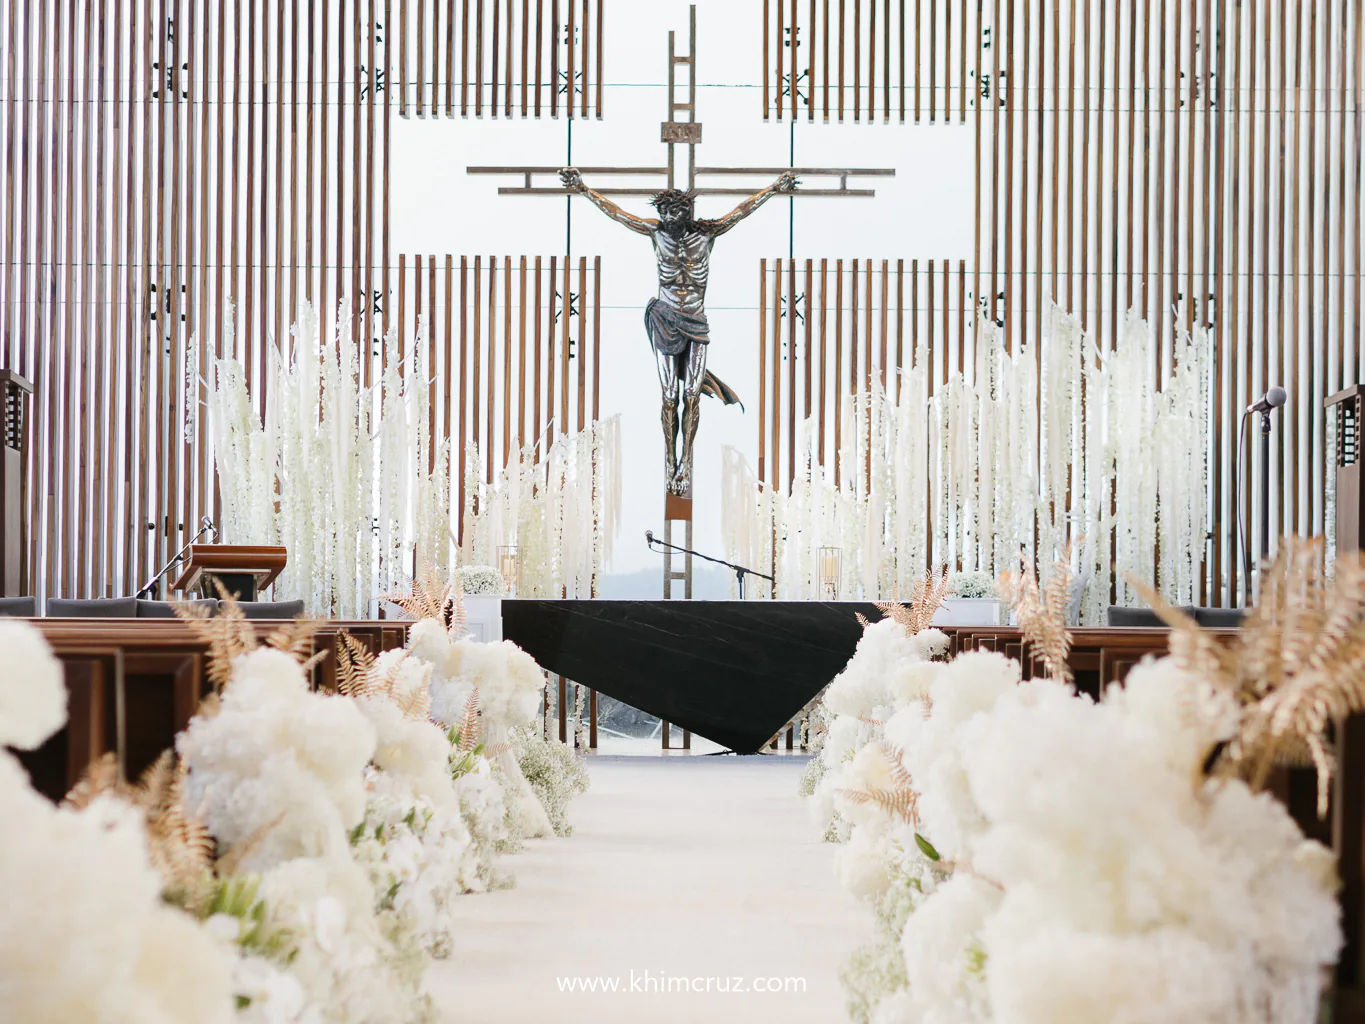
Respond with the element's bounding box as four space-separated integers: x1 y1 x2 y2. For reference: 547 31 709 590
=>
1237 385 1287 606
645 530 655 548
1246 386 1288 414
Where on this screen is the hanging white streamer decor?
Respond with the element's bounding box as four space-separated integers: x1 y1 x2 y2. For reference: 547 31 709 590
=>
459 416 622 599
722 306 1211 621
204 301 448 617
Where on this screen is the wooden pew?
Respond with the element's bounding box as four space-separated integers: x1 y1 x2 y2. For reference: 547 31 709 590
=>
14 619 411 801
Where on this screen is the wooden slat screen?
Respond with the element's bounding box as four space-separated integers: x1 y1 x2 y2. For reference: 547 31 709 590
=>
397 0 604 119
763 0 976 122
0 0 390 600
756 256 967 494
396 253 602 541
761 0 1364 609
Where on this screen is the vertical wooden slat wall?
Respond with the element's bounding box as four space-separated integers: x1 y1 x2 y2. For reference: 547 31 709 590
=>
763 0 975 121
759 0 1364 608
757 258 965 493
395 255 601 545
397 0 604 118
0 0 392 600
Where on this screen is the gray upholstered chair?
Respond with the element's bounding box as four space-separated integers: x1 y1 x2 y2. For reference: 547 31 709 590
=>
238 599 306 620
136 598 219 618
45 597 139 617
1106 605 1195 627
1193 606 1246 628
0 596 36 617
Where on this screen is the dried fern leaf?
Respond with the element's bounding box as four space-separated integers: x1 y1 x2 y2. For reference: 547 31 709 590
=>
216 813 286 879
62 752 122 810
999 550 1074 684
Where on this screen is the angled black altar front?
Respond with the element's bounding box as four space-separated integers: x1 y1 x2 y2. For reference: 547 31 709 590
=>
501 600 879 753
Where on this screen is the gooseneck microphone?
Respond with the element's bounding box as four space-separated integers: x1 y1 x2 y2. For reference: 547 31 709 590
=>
1247 386 1288 414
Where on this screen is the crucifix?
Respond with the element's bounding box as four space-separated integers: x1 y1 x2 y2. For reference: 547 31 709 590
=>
468 5 892 600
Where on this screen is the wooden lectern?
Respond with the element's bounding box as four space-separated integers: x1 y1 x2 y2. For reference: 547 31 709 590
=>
171 545 287 602
1327 385 1363 557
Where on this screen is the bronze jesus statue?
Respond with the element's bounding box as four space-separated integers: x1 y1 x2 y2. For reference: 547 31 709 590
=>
559 167 799 496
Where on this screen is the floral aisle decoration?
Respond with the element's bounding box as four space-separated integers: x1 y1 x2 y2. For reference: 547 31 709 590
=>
0 620 239 1023
172 600 435 1024
723 305 1211 622
383 565 584 849
204 303 448 617
510 725 590 837
459 415 622 599
455 565 506 596
806 547 1349 1024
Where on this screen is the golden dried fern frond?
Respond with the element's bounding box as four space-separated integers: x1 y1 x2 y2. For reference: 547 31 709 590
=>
216 813 285 879
843 786 921 825
448 571 468 639
877 565 951 636
454 690 483 753
999 549 1074 684
384 558 454 623
176 581 260 693
130 750 177 815
264 616 322 666
879 740 915 790
837 744 922 825
1210 540 1365 815
334 631 380 699
1131 538 1365 816
147 762 217 911
394 676 432 721
62 752 124 810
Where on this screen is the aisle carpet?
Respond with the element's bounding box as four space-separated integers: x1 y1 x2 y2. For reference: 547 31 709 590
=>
427 755 866 1023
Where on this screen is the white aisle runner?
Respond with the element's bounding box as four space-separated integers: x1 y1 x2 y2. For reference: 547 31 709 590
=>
426 755 866 1024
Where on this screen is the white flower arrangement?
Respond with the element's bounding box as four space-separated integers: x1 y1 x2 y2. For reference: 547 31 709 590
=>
511 726 590 837
0 622 237 1023
0 593 584 1024
178 647 378 869
946 571 995 600
721 306 1211 622
455 565 506 596
0 619 67 750
807 612 1342 1024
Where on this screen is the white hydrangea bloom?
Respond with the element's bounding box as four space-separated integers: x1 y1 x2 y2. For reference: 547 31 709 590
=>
0 753 234 1023
178 647 376 869
898 873 998 1023
0 620 67 750
257 856 429 1024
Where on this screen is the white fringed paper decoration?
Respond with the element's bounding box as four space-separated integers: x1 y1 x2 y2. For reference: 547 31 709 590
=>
460 416 622 599
204 302 445 617
722 305 1211 620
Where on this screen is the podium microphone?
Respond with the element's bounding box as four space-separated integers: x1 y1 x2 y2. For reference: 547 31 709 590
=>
1247 386 1287 414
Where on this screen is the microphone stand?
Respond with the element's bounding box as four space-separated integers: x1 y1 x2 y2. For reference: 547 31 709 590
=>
645 533 773 599
1237 404 1280 607
1259 407 1272 568
135 519 219 599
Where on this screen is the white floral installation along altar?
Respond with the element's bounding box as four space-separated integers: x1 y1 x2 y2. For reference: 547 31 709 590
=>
0 575 588 1023
204 302 620 616
723 304 1210 622
802 542 1354 1024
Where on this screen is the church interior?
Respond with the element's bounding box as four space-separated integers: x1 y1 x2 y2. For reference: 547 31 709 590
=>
1 1 1364 1021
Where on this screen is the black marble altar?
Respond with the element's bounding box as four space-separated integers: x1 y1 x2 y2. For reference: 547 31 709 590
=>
501 600 880 753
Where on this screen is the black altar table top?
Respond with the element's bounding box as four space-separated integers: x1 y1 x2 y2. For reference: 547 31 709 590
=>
501 600 879 754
